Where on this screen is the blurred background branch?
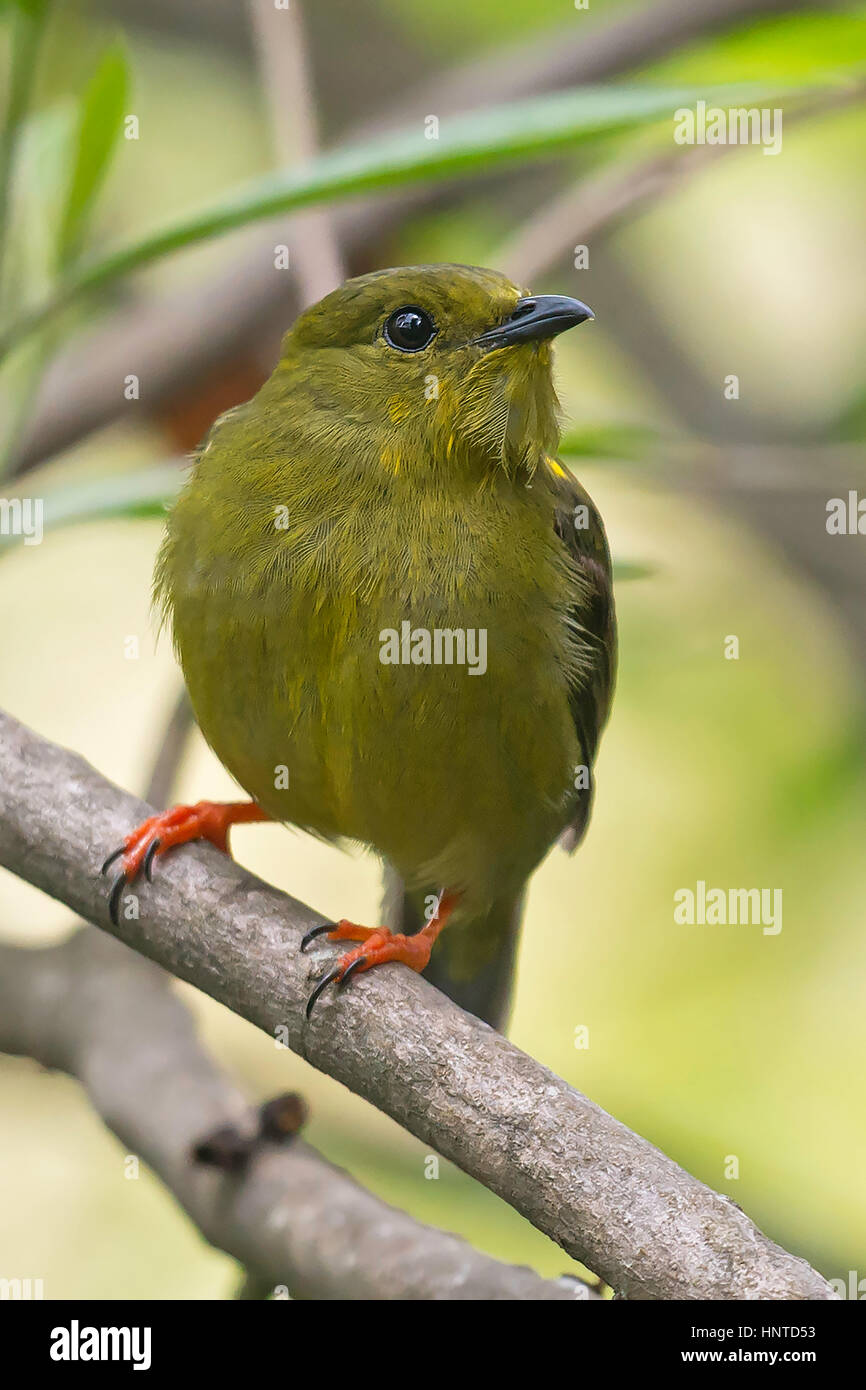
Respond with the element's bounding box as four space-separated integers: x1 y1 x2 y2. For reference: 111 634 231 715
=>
0 926 587 1301
496 81 865 286
247 0 344 309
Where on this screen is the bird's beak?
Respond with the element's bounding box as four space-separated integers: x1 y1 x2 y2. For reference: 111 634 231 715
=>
474 294 594 349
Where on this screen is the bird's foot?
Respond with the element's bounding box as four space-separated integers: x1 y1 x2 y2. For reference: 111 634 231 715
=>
302 893 458 1018
302 924 433 1018
101 800 269 924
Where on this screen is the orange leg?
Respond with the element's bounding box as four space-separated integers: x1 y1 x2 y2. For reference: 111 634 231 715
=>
102 800 270 923
301 891 460 1018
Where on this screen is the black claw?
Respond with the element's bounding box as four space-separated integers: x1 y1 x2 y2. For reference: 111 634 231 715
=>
143 838 161 883
300 922 335 953
101 846 124 876
108 872 127 926
339 956 367 989
305 967 342 1019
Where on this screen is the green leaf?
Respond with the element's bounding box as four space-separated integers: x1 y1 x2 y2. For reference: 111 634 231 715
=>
0 81 808 355
646 9 866 85
57 43 129 267
8 0 51 18
613 559 655 582
0 0 51 278
560 423 659 462
827 383 866 442
0 462 182 554
0 103 78 470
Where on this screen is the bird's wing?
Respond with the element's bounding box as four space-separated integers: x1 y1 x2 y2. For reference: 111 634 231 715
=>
551 462 617 851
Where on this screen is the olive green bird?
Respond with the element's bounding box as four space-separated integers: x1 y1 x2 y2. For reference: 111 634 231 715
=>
102 263 616 1030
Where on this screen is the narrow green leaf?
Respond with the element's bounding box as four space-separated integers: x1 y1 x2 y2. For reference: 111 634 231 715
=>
0 462 182 554
9 0 51 18
57 44 129 266
647 9 866 85
827 383 866 442
0 0 51 287
0 81 807 356
612 560 655 582
560 423 659 462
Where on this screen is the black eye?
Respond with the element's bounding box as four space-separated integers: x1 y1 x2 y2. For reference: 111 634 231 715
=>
383 305 436 353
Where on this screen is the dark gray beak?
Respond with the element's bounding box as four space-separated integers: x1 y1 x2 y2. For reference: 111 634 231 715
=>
475 294 594 349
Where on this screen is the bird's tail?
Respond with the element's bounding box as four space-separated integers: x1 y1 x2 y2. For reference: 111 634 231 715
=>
382 865 524 1032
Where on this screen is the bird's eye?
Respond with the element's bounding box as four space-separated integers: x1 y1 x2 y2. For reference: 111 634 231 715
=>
383 306 436 353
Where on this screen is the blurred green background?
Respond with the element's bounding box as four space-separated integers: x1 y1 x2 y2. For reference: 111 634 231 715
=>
1 0 865 1297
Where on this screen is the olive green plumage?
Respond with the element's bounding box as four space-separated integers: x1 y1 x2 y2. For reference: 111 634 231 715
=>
155 263 616 1028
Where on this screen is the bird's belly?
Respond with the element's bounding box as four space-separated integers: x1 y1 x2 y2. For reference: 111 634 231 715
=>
179 583 578 898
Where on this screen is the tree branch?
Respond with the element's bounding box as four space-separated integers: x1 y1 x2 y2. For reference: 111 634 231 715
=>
0 708 836 1300
0 925 582 1300
248 0 345 309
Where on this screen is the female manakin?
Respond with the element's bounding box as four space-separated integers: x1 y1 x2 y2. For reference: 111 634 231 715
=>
103 263 616 1030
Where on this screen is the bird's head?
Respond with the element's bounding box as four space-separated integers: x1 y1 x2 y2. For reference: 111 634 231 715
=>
276 263 593 480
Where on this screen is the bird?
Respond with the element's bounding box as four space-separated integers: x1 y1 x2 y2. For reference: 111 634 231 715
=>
102 263 616 1031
